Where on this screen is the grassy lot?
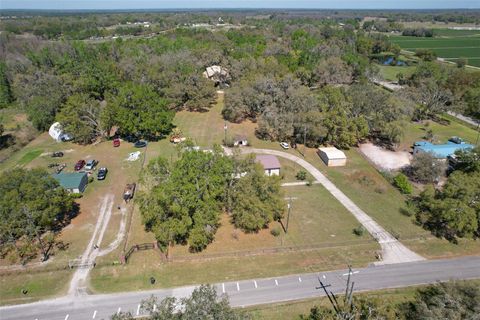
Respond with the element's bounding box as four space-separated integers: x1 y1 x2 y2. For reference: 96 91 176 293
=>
91 183 379 292
90 242 378 293
17 148 43 166
388 34 480 67
0 269 72 306
377 64 416 81
90 94 380 292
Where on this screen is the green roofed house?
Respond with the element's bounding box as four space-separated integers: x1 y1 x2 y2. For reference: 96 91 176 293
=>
53 172 88 193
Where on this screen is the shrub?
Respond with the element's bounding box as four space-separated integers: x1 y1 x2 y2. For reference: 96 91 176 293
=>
306 176 314 186
296 170 307 181
353 225 365 236
270 227 281 237
393 173 413 194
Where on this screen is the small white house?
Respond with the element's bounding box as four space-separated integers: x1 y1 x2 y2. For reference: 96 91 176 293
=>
233 134 248 147
255 155 281 176
318 147 347 167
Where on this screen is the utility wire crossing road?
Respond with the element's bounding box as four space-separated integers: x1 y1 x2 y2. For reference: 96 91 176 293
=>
1 256 479 320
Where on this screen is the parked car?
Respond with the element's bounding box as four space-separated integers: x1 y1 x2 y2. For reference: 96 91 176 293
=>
113 138 120 147
74 160 86 171
51 151 64 157
134 140 147 148
85 159 98 170
280 142 290 149
61 134 73 142
97 167 108 180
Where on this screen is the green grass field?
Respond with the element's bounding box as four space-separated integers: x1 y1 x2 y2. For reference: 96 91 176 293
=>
17 149 43 166
389 33 480 67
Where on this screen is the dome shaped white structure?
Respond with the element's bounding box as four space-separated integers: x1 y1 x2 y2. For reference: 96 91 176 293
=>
48 122 64 142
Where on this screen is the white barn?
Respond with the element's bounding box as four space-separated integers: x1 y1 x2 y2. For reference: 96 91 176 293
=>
318 147 347 167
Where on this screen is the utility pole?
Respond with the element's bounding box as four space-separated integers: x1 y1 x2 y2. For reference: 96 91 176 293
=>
303 124 307 158
315 267 357 320
285 197 292 233
224 121 228 145
475 122 479 146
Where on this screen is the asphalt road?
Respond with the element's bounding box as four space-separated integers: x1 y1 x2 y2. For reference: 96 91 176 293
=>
1 256 479 320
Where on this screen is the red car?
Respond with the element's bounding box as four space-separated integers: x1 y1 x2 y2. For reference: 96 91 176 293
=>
113 138 120 147
74 160 86 171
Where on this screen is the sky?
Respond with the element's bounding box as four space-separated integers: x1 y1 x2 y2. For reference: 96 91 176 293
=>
2 0 480 10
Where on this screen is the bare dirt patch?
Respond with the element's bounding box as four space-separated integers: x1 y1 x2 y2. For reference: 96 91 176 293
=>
359 143 411 171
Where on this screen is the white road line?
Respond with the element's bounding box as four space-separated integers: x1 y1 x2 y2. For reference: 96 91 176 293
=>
92 310 97 319
298 277 302 282
222 283 225 293
275 279 279 286
117 307 121 314
342 271 360 276
254 280 258 288
236 282 240 291
65 315 69 320
136 304 141 315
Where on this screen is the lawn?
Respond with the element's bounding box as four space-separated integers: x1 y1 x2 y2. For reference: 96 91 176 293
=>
388 34 480 67
17 148 43 166
0 268 72 306
377 64 416 81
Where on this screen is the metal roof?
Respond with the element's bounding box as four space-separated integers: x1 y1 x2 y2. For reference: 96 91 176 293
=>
255 155 281 170
414 144 474 158
53 172 87 189
318 147 347 160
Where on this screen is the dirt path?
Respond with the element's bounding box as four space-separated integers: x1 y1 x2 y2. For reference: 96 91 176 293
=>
68 194 115 296
229 147 424 265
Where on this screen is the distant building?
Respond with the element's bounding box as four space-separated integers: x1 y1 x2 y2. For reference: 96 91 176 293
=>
203 65 230 86
318 147 347 167
233 134 248 147
53 172 88 193
255 155 281 176
413 137 474 159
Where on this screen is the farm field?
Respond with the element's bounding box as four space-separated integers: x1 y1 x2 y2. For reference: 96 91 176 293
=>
388 32 480 67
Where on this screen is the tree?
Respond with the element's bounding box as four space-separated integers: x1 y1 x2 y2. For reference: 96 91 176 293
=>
108 83 174 140
415 49 437 61
57 93 103 144
323 110 369 149
0 62 13 108
139 147 233 252
136 285 248 320
0 168 74 262
400 282 480 319
415 171 480 241
406 78 452 120
393 173 413 194
407 152 445 183
230 160 285 232
451 146 480 173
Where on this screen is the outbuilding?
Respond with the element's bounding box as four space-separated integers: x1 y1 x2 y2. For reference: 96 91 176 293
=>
318 147 347 167
53 172 88 193
255 155 281 176
233 134 248 147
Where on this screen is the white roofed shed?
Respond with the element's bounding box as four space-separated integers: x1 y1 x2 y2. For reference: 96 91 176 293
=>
318 147 347 167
